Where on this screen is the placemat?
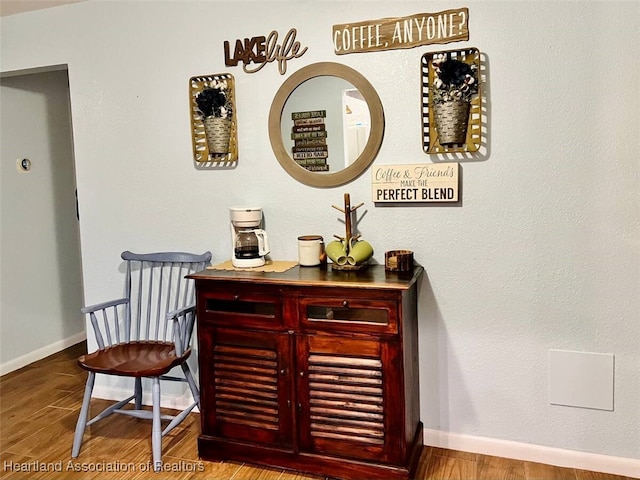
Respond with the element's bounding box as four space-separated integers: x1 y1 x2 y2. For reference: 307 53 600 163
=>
208 259 298 273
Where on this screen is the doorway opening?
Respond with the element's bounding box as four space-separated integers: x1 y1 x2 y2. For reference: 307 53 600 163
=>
1 65 85 374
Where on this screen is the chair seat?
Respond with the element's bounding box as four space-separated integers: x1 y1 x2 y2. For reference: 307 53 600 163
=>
78 342 191 377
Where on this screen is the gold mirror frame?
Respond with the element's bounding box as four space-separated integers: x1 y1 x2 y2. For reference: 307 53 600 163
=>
268 62 384 188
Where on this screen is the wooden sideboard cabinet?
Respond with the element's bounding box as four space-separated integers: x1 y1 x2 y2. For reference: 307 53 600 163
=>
189 264 424 480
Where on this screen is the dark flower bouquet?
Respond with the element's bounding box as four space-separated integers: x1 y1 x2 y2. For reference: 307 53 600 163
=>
196 79 232 118
431 54 478 105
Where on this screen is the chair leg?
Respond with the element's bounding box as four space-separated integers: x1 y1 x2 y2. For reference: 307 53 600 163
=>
151 376 162 472
181 363 200 409
72 372 95 458
134 377 142 410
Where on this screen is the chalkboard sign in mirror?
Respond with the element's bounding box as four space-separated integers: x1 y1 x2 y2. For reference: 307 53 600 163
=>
268 62 384 188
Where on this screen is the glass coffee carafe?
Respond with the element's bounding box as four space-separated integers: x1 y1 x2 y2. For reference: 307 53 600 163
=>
234 229 269 260
234 230 260 259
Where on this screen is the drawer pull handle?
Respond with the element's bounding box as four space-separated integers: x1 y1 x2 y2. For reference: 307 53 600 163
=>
342 300 349 307
234 294 240 301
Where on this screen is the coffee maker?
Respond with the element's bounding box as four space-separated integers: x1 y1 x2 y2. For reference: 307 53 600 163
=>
230 206 270 268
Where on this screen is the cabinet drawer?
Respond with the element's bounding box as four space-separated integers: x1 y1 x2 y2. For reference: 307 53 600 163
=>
299 297 398 334
199 291 282 328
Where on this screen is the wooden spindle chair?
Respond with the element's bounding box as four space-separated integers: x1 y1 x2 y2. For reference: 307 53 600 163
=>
71 251 211 471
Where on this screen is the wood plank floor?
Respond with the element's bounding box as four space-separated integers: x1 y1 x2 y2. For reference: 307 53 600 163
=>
0 342 635 480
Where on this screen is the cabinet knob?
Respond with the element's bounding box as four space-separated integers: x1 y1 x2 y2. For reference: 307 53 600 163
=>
342 300 349 307
234 294 240 301
280 368 286 375
299 371 305 377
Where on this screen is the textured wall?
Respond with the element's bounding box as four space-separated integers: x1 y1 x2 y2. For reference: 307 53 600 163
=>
1 0 638 460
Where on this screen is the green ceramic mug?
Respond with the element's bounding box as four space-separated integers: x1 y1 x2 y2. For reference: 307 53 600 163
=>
325 240 348 265
347 239 374 265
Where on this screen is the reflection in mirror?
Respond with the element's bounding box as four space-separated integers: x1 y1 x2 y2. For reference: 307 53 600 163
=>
269 62 384 188
343 89 370 165
280 76 371 173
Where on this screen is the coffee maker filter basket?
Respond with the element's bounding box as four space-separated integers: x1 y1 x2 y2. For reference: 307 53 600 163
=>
230 206 263 228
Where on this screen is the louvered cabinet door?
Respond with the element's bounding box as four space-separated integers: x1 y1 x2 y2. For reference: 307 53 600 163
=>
201 327 293 448
297 334 405 464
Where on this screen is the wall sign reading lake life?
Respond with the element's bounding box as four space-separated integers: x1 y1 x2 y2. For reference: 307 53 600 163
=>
224 28 308 75
372 163 459 203
333 8 468 55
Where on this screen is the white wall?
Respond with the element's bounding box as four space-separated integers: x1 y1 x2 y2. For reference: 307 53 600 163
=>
0 68 85 372
1 0 638 466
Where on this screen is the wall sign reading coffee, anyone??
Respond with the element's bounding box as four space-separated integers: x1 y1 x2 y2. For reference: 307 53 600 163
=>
333 8 468 55
224 28 308 75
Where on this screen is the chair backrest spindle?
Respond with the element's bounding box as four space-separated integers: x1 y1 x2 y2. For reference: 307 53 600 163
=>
102 310 113 345
124 260 133 343
162 262 174 341
142 262 150 341
113 306 121 343
90 312 105 349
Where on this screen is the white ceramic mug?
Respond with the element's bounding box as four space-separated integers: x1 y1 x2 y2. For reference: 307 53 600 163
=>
298 235 325 266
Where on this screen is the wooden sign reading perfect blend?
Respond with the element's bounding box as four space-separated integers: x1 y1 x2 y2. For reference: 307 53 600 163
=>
372 163 459 203
333 8 469 55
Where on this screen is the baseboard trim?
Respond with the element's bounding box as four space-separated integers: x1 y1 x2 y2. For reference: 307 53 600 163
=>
0 331 86 376
424 428 639 478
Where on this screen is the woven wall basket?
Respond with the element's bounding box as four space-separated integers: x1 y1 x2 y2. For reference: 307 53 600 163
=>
433 100 471 146
203 116 231 154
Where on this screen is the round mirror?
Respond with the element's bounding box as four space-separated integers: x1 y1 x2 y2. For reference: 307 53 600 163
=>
269 62 384 188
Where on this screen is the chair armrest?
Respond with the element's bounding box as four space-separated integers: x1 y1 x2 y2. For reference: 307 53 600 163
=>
81 298 129 349
166 304 196 321
81 298 129 315
167 304 197 356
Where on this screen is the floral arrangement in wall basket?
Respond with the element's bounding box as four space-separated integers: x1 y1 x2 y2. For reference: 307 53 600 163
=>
431 53 479 146
196 79 234 155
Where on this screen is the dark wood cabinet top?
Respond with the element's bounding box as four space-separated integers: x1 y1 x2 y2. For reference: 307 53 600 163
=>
189 264 423 291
